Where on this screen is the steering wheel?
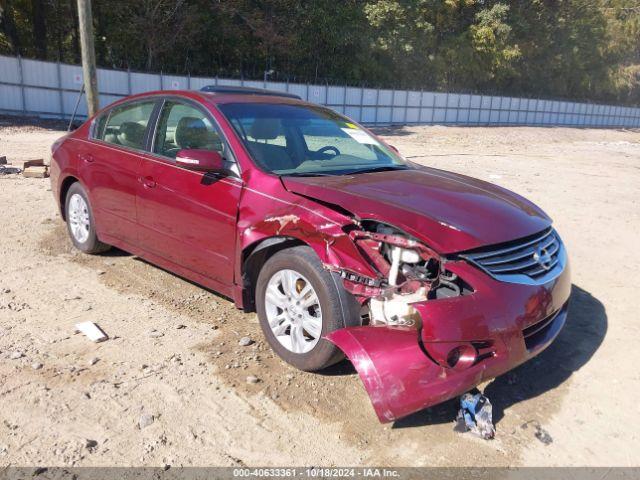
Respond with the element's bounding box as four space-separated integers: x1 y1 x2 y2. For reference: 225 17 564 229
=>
317 145 341 156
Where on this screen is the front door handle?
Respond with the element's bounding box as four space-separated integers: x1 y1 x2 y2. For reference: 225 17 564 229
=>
79 153 94 163
140 176 156 189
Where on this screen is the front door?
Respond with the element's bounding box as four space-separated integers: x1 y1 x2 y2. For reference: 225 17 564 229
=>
136 99 241 287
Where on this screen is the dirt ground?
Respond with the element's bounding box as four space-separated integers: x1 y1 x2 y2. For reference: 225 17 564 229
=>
0 116 638 467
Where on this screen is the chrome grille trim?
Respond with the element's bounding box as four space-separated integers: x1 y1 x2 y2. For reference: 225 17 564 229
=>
460 228 567 285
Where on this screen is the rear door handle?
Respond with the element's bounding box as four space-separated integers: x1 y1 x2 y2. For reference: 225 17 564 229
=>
79 153 94 163
140 176 156 189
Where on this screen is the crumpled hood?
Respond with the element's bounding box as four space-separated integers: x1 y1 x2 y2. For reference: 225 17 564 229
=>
282 166 551 253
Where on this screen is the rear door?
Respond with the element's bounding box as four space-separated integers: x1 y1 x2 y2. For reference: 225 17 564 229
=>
136 98 241 287
84 99 157 245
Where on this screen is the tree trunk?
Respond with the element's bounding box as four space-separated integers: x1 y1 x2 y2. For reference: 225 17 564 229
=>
1 0 22 54
70 0 81 63
31 0 47 59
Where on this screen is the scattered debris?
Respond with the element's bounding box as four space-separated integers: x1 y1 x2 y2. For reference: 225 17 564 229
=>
454 392 495 440
176 324 186 330
22 158 45 169
1 288 10 294
31 362 43 370
75 321 108 343
9 351 24 360
138 413 155 429
521 420 553 445
96 270 106 276
246 375 260 384
85 439 98 451
238 336 253 347
22 159 49 178
88 357 99 366
148 329 164 338
23 165 49 178
0 165 22 175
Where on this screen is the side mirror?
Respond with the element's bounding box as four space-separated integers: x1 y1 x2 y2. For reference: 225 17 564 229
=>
175 149 225 173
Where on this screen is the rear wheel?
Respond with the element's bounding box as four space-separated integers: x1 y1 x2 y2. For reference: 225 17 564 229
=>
65 182 110 254
256 246 359 371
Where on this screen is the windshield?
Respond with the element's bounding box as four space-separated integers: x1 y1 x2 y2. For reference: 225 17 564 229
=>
218 103 409 176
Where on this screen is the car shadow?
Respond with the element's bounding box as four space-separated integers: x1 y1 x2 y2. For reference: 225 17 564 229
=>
101 247 133 257
370 126 414 137
392 284 607 428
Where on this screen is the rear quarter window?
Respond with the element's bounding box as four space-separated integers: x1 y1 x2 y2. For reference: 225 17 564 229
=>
100 101 156 150
92 114 108 140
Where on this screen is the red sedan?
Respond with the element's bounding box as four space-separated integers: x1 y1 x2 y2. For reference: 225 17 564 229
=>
50 87 570 423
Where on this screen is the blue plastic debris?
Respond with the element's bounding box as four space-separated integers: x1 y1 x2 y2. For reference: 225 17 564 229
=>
454 392 496 439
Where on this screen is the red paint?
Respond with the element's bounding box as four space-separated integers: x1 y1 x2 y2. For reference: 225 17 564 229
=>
50 90 570 423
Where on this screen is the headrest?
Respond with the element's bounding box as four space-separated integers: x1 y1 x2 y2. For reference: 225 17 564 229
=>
175 116 214 149
118 122 146 148
250 118 281 140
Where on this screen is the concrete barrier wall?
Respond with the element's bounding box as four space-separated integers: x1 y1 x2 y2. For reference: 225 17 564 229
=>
1 55 639 127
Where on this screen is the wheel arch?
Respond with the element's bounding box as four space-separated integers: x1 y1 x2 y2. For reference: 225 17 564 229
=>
240 236 309 312
59 175 81 221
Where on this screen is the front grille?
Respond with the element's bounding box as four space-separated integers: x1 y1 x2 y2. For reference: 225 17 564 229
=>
460 228 566 284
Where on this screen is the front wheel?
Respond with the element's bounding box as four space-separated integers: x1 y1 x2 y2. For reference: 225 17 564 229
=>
255 246 359 371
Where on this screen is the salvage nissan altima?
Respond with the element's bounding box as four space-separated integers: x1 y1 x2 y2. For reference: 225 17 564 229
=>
50 87 570 423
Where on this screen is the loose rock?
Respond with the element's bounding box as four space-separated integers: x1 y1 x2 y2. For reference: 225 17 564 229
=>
148 330 164 338
246 375 259 384
89 357 99 366
239 337 253 347
138 413 155 429
9 351 24 360
31 362 43 370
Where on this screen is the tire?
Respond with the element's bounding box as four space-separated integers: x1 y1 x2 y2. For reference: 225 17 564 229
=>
64 182 110 254
256 246 360 371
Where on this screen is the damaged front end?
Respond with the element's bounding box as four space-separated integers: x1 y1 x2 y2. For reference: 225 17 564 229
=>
336 221 473 328
324 221 571 423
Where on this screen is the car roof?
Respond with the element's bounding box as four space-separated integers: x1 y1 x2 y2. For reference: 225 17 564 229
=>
199 85 302 99
110 89 312 107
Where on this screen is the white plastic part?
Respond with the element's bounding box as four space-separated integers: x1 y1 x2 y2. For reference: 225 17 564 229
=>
75 321 108 343
400 248 420 263
388 247 402 286
369 288 427 327
387 247 420 286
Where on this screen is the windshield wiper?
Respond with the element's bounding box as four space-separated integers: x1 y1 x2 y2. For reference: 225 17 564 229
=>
344 165 410 175
280 172 338 177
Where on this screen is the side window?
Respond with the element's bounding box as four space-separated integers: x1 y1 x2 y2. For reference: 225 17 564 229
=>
153 101 224 159
102 101 155 150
